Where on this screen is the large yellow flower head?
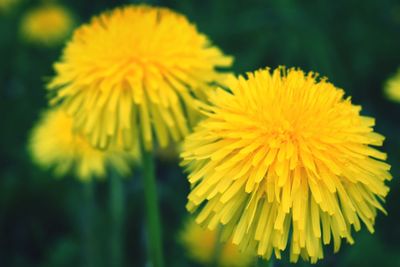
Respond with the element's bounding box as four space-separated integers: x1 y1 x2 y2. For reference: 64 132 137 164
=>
384 68 400 102
48 5 233 151
29 109 135 181
181 67 392 263
179 219 254 267
20 4 75 47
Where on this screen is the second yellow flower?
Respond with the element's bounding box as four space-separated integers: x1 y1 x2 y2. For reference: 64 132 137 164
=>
48 5 233 151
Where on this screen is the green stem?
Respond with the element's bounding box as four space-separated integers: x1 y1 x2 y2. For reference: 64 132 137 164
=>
269 258 274 267
211 226 223 267
141 145 165 267
82 180 97 267
109 172 124 267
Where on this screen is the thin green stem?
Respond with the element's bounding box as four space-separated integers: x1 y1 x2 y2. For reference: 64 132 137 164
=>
211 226 223 267
109 172 124 267
141 145 165 267
269 258 274 267
82 180 98 267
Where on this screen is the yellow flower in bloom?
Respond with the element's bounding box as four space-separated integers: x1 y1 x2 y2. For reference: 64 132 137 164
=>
180 219 254 267
181 67 392 263
29 109 135 181
20 4 75 46
385 68 400 102
48 5 233 151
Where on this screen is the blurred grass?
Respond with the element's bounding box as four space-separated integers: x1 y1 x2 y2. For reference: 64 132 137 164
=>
1 0 400 266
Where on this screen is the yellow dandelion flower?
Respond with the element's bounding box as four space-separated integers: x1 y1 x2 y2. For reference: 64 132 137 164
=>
20 4 75 46
385 68 400 102
181 67 392 263
29 109 135 181
48 5 233 151
180 219 254 267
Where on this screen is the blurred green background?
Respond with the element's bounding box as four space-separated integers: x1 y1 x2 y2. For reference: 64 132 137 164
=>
1 0 399 266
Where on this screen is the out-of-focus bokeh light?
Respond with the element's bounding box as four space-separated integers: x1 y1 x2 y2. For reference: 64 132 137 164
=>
19 4 75 47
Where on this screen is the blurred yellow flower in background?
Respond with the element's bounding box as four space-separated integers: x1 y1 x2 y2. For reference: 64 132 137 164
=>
385 68 400 102
180 219 254 267
0 0 19 13
48 5 233 151
20 4 75 46
29 109 135 181
181 67 392 263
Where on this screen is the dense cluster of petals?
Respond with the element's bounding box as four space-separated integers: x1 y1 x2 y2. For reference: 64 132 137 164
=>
48 5 232 151
181 67 392 263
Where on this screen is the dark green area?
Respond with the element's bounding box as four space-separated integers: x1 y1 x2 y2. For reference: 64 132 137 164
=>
1 0 400 266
